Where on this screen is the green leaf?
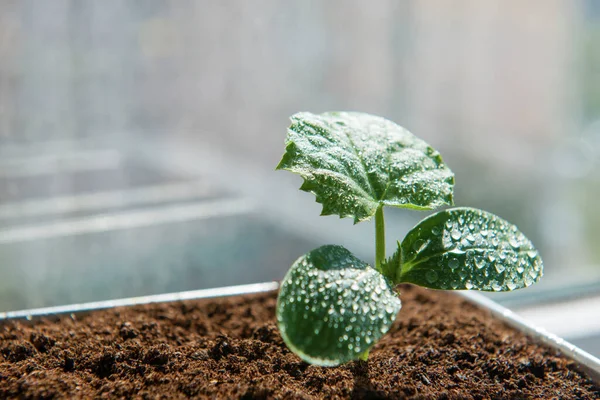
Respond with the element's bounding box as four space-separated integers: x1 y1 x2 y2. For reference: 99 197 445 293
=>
394 207 543 291
276 245 401 366
276 112 455 223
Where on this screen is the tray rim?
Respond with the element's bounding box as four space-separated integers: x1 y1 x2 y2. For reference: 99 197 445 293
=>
0 282 279 321
1 281 598 383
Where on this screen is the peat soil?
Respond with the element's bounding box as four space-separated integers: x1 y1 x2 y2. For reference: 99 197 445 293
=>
0 285 598 399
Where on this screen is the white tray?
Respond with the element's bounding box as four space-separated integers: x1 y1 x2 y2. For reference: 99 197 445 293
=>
1 281 599 384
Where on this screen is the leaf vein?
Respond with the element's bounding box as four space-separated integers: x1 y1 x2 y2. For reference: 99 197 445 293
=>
341 129 378 201
402 246 537 275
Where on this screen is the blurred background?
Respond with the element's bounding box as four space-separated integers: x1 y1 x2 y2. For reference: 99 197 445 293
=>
0 1 599 354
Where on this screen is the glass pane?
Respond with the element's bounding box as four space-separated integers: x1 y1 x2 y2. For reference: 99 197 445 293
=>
0 1 598 320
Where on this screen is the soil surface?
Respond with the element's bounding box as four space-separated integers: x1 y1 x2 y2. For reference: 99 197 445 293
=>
0 285 598 399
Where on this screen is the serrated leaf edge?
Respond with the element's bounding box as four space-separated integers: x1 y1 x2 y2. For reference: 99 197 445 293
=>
277 112 455 223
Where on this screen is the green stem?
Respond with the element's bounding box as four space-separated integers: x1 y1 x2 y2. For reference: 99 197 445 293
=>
375 205 385 271
358 349 370 361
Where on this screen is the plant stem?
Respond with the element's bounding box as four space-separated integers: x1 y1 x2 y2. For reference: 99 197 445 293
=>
375 205 385 271
358 350 370 361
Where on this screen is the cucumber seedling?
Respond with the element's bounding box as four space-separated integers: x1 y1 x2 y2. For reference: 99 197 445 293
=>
275 111 543 366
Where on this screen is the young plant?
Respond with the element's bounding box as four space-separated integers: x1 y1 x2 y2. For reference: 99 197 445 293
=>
275 111 543 366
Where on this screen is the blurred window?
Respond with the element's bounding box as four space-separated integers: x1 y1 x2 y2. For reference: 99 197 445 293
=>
0 0 599 354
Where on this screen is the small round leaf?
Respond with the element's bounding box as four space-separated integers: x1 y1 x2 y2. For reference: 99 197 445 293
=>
277 245 401 366
397 207 543 291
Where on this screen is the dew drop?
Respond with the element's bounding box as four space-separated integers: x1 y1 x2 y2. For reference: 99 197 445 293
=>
448 258 460 270
451 228 461 241
474 256 485 270
425 270 438 284
413 239 426 253
528 269 538 279
442 235 453 249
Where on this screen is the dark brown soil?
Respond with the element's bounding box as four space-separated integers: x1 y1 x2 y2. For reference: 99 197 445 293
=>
1 285 598 399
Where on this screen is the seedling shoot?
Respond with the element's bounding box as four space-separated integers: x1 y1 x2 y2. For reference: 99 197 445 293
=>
275 112 543 366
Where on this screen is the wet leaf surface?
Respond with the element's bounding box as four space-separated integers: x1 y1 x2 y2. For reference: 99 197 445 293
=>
276 112 454 223
276 245 401 366
395 207 543 291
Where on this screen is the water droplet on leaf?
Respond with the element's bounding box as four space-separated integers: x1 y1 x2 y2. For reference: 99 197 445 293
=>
425 270 438 283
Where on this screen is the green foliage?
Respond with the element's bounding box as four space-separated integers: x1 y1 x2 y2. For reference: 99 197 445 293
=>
394 208 543 291
276 111 543 366
276 112 454 223
277 245 401 366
